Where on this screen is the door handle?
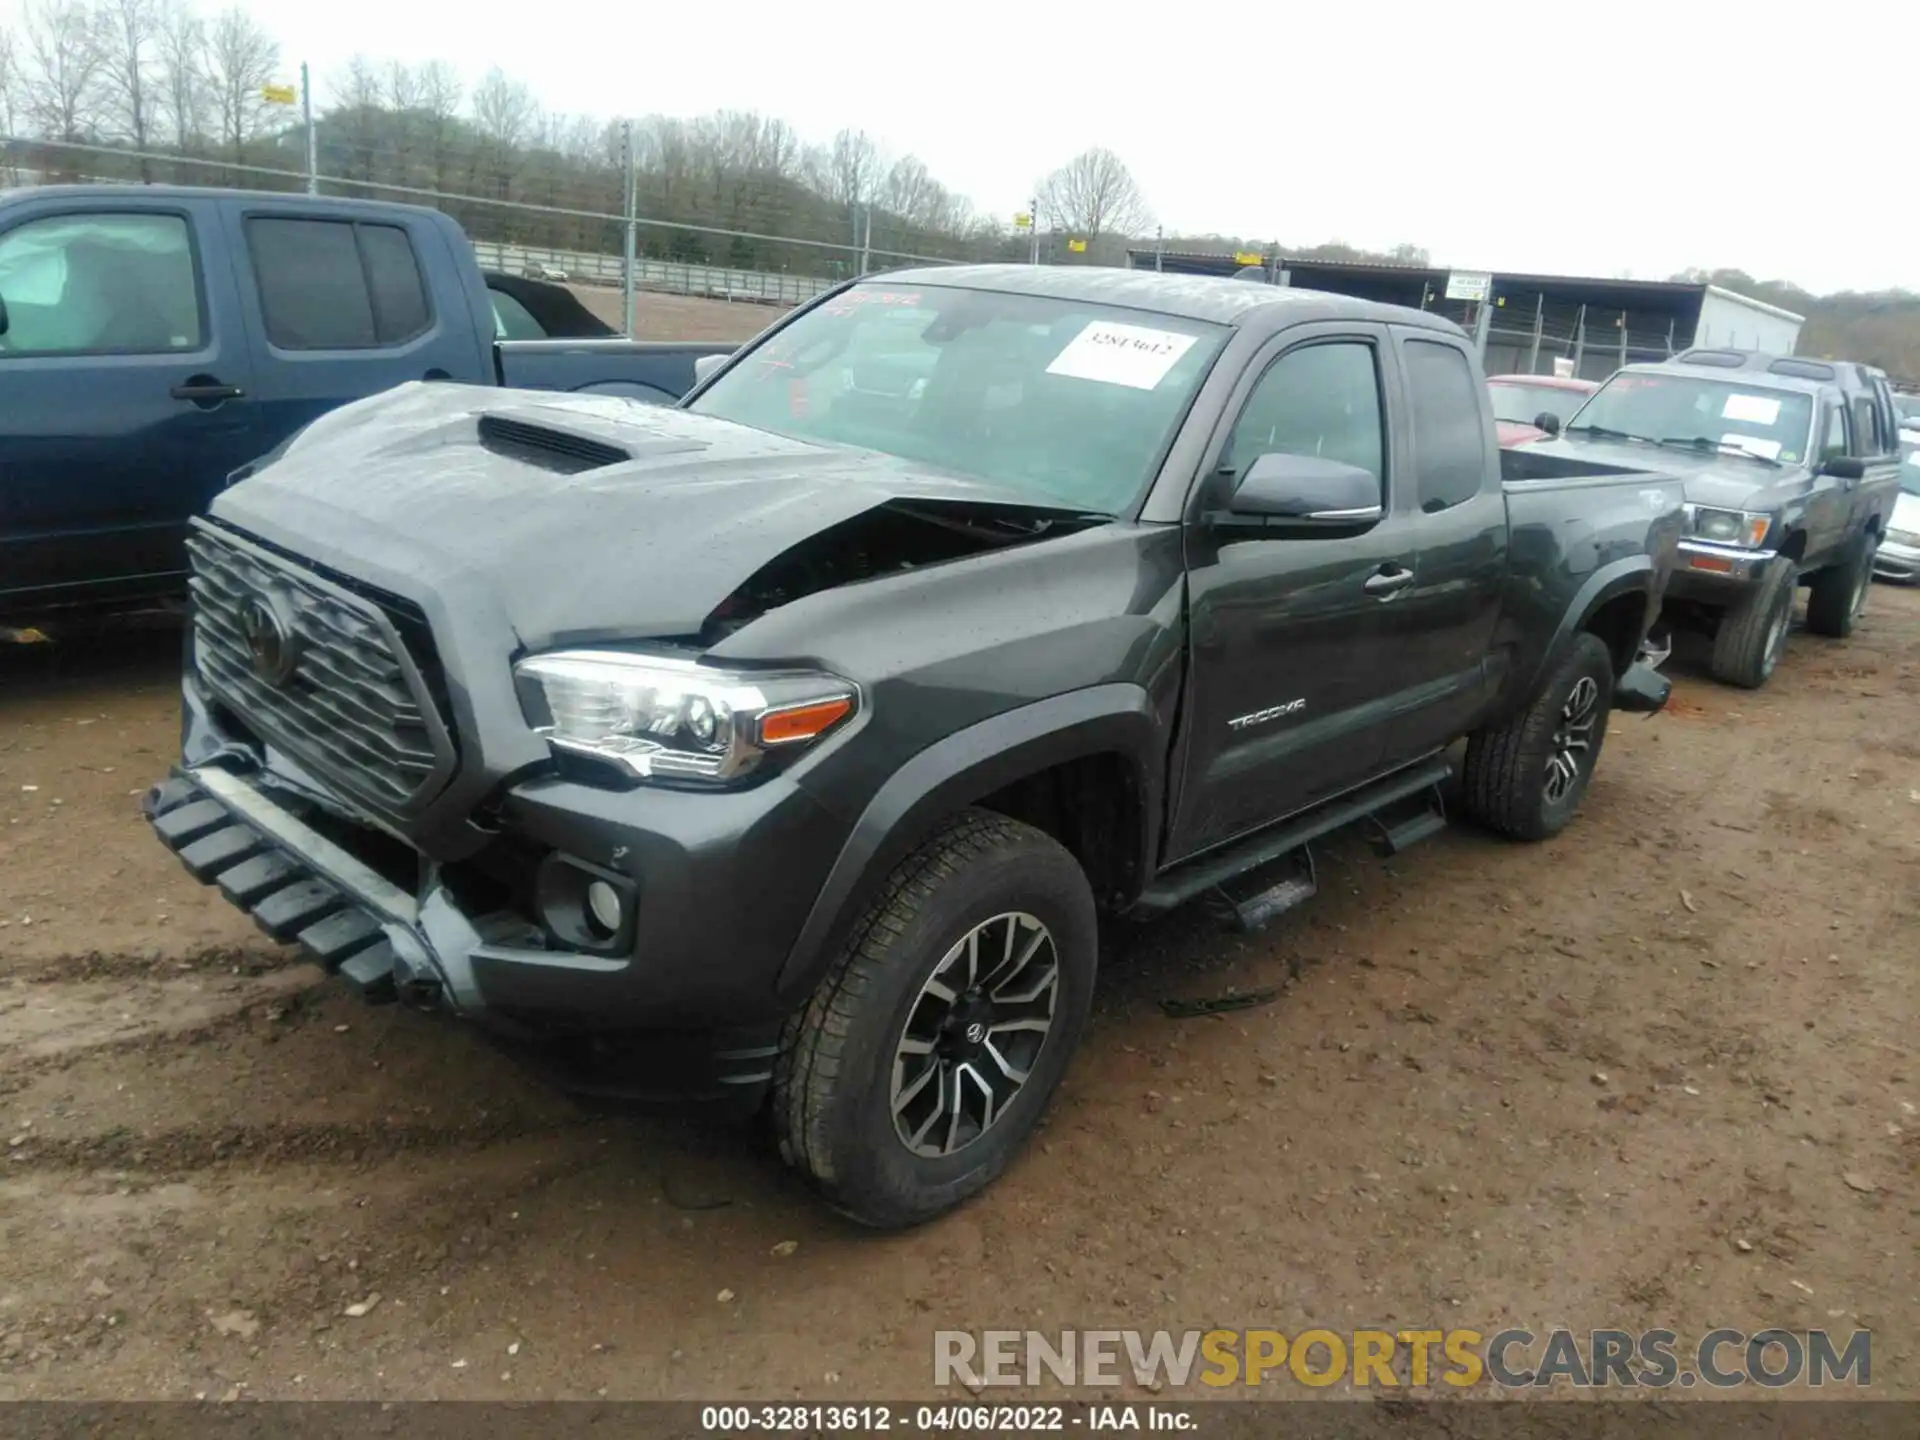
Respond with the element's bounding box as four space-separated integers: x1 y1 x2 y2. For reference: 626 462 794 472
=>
1363 565 1415 598
171 380 245 406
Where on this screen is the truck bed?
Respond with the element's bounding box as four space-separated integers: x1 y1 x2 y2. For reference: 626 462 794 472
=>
1495 446 1685 701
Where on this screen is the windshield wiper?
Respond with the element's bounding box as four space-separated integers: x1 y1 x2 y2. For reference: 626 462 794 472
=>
1564 424 1659 445
1657 435 1783 468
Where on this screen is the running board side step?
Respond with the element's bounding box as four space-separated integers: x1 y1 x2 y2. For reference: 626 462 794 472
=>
1134 755 1453 921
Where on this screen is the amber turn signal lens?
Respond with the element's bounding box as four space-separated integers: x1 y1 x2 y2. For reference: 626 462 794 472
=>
1688 555 1735 573
758 696 854 746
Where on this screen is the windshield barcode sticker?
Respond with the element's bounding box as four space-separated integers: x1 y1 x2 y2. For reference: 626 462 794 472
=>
1722 393 1782 425
1046 322 1198 390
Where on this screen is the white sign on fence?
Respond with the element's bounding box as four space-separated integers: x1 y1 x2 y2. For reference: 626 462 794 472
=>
1444 270 1492 303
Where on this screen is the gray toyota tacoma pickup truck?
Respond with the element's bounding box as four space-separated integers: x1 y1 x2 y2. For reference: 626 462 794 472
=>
1519 348 1903 688
146 266 1681 1227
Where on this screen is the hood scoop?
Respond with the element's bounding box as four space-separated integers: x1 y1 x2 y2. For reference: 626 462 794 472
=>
478 413 632 474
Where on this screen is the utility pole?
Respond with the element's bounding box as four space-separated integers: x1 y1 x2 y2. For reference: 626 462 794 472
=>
859 204 872 275
301 62 317 195
621 119 637 337
1154 225 1163 272
1029 197 1040 266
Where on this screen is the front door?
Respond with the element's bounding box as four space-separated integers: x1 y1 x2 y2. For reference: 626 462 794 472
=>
1806 399 1854 565
0 201 257 607
1168 325 1428 862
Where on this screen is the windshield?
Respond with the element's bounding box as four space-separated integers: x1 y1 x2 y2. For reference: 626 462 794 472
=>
1896 393 1920 424
689 282 1228 512
1488 381 1589 427
1564 372 1814 464
1902 438 1920 495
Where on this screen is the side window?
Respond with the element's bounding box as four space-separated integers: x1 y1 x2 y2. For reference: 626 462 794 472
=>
488 290 547 340
360 224 430 341
1403 339 1490 512
1221 340 1384 490
246 217 432 350
1819 404 1851 462
1849 397 1875 456
0 212 202 355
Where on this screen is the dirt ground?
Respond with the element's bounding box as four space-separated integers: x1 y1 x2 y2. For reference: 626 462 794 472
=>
1 587 1915 1403
565 284 789 343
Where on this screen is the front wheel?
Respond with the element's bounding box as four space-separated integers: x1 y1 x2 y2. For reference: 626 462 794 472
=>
1460 632 1615 842
1805 531 1876 639
1709 555 1797 688
773 811 1097 1229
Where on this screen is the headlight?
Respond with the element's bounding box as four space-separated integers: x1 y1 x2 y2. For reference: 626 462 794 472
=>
1686 505 1771 549
514 650 858 785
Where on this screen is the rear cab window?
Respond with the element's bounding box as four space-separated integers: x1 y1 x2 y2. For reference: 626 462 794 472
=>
1403 340 1490 512
244 216 433 350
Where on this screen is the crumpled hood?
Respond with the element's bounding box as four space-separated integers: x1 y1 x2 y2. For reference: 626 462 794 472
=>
1517 434 1810 511
211 382 1065 649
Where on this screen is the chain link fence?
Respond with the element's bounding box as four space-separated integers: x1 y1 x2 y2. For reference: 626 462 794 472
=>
1 135 1003 320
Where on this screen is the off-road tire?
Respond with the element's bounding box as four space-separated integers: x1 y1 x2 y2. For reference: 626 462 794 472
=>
1805 531 1876 639
1709 554 1798 688
772 810 1097 1229
1460 632 1614 842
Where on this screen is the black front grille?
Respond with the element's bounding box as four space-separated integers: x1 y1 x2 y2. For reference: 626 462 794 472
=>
187 522 455 813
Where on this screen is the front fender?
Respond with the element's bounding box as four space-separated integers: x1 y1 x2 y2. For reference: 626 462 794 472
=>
775 684 1164 1000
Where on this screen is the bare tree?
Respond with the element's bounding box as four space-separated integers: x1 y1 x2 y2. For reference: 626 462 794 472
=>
203 3 276 165
155 0 206 150
327 52 382 181
414 58 460 191
0 21 18 143
814 127 884 209
382 59 417 112
1037 146 1151 241
468 65 535 200
19 0 102 143
93 0 161 176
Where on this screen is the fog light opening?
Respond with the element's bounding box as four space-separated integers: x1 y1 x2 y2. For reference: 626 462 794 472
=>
585 879 624 938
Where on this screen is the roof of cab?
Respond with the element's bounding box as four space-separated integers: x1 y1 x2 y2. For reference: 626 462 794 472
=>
872 263 1468 337
1 182 447 220
1638 348 1888 395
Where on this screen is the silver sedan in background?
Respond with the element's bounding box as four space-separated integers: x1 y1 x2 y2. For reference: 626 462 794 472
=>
1874 432 1920 583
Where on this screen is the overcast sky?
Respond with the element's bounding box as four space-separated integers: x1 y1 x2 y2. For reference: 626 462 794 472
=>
7 0 1914 294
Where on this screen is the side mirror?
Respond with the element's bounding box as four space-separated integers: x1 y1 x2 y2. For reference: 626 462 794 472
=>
692 352 729 386
1533 411 1562 438
1821 455 1867 481
1229 452 1382 525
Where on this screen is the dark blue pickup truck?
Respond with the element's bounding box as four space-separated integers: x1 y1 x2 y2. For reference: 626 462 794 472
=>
0 185 735 617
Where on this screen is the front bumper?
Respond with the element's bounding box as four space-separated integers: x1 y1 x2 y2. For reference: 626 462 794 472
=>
1665 540 1777 605
143 757 821 1106
1873 538 1920 583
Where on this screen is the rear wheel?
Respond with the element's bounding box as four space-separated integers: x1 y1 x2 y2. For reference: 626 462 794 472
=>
773 811 1097 1229
1460 632 1614 842
1805 531 1876 639
1709 555 1797 689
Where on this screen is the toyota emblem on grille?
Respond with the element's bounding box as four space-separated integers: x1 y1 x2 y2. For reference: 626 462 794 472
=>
239 592 300 685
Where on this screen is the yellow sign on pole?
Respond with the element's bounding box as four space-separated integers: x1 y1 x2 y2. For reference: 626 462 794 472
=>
1234 250 1263 266
1067 238 1088 254
1013 212 1032 230
261 83 298 106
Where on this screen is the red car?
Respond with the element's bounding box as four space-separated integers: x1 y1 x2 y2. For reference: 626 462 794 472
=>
1488 373 1599 447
